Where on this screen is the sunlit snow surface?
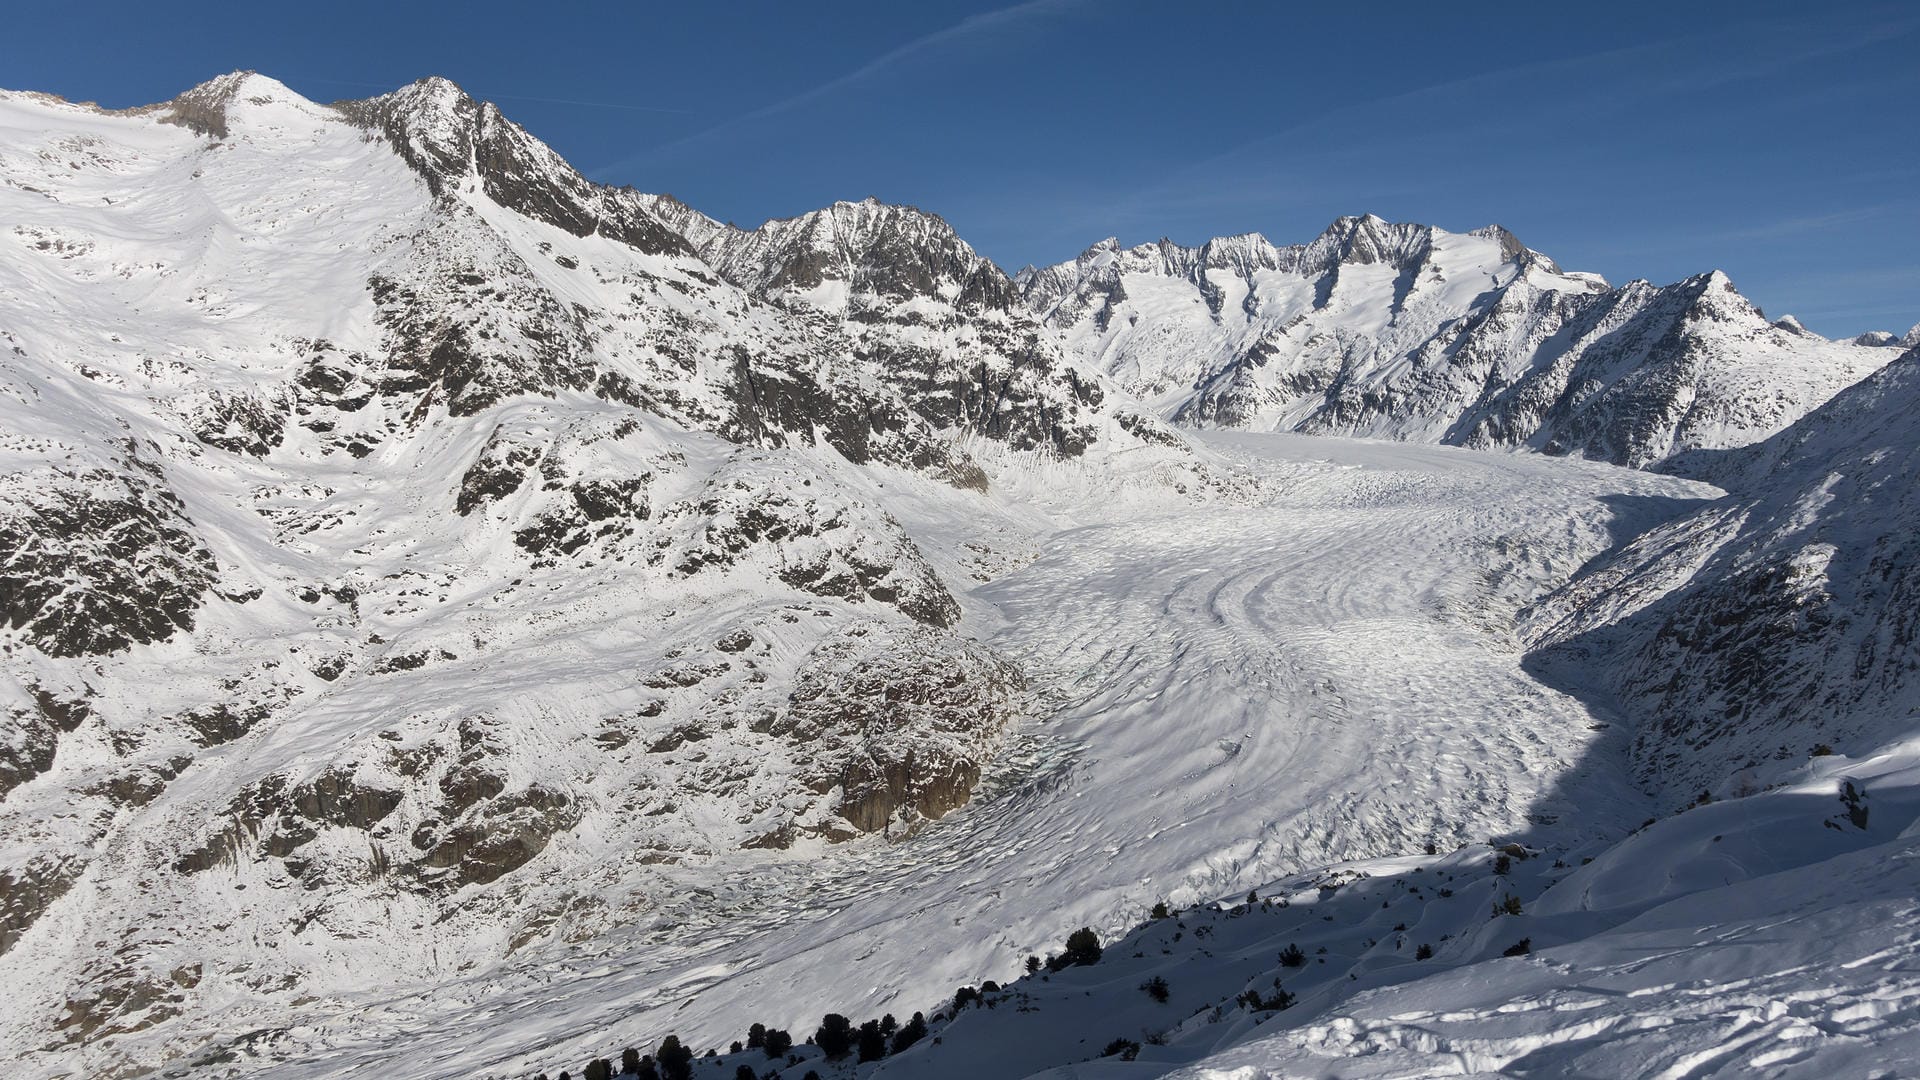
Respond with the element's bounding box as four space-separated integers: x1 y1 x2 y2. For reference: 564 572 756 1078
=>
216 432 1723 1079
3 77 1914 1080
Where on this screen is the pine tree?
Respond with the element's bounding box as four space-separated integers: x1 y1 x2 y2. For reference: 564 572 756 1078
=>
762 1029 793 1058
656 1036 693 1080
621 1047 642 1075
747 1022 767 1049
857 1018 887 1062
890 1011 927 1055
814 1014 854 1060
1049 927 1102 970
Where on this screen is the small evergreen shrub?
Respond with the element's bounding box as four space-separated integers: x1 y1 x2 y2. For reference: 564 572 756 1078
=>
1841 779 1870 829
1048 927 1103 970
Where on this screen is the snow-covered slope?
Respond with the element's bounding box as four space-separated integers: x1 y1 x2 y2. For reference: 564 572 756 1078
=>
0 71 1212 1075
1022 216 1890 472
1 68 1916 1080
1526 345 1920 805
529 733 1920 1080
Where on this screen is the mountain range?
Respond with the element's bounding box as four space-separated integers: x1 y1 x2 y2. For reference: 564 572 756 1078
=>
2 72 1917 1079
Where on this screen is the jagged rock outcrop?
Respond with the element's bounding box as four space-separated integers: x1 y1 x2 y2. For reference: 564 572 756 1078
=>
0 449 217 658
658 456 961 627
339 77 692 258
781 620 1025 836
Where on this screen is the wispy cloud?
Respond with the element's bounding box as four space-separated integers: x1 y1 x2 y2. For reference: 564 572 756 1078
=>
592 0 1084 176
1082 11 1919 238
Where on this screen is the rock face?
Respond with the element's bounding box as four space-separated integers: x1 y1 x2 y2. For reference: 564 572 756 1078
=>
0 450 216 658
657 456 962 627
647 195 1111 460
1526 346 1920 803
782 620 1025 836
1022 216 1890 473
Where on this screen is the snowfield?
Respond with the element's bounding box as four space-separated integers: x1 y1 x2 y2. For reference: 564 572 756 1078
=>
135 432 1718 1079
1 71 1916 1080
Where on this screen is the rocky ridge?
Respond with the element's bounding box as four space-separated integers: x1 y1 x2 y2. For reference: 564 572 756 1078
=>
1021 215 1890 473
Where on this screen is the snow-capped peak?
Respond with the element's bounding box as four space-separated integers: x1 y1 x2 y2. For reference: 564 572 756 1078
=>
153 70 320 138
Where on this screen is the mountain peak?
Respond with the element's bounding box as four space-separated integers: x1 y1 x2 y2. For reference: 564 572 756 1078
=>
331 76 691 257
1299 214 1435 273
157 70 311 138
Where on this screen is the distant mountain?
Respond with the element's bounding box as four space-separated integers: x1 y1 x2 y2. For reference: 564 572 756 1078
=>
1021 215 1890 473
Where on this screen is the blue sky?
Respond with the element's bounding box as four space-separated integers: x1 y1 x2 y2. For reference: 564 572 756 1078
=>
7 1 1915 336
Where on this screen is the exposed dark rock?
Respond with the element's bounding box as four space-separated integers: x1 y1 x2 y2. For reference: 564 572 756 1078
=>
780 621 1024 836
0 452 217 658
177 699 277 747
457 426 543 515
0 854 80 956
338 78 691 258
513 477 650 559
0 706 58 801
413 783 578 886
185 389 287 456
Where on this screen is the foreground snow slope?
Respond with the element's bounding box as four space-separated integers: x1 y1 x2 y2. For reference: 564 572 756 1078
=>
1168 742 1920 1080
621 738 1920 1080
